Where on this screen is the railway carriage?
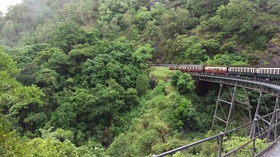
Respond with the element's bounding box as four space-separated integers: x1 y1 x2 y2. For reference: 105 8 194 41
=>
177 64 204 73
204 66 228 74
148 64 179 70
228 66 256 77
256 65 280 79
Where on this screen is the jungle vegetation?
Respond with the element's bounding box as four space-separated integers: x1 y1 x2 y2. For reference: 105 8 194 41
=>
0 0 279 156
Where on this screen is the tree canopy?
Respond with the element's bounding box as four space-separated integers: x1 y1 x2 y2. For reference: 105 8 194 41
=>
0 0 279 156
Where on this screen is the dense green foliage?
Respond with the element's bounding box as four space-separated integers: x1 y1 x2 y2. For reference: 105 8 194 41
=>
1 0 279 156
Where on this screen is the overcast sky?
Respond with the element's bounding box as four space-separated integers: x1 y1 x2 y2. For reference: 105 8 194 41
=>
0 0 22 14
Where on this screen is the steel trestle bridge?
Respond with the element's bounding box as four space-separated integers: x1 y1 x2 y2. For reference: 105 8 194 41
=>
152 72 280 157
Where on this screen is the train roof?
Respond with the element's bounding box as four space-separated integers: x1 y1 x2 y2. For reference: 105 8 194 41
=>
228 65 280 68
256 65 280 68
228 65 257 68
178 64 203 67
204 65 228 67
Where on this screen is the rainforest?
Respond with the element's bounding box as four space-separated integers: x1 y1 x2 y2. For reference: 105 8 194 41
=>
0 0 280 156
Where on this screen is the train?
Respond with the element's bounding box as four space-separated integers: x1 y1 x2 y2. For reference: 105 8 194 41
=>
149 64 280 80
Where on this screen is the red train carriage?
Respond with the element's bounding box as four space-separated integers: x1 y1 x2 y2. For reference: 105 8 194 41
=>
204 66 228 74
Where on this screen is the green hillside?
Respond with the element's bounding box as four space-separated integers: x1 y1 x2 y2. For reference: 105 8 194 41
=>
0 0 279 156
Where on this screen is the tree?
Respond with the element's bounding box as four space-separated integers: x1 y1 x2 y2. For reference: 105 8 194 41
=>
0 48 44 134
207 0 260 45
132 44 154 68
173 36 209 64
52 19 87 53
160 8 199 38
35 68 59 111
206 53 248 65
135 74 149 97
106 59 123 80
1 20 17 46
172 98 196 129
172 72 195 95
0 47 18 74
0 117 25 156
50 102 77 130
186 0 229 18
42 49 70 75
16 62 39 85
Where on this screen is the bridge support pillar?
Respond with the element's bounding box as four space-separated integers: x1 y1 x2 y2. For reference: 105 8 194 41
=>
212 83 252 131
250 91 263 139
250 92 280 141
266 97 280 141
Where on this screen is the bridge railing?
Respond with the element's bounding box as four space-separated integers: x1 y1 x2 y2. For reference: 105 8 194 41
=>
152 109 280 157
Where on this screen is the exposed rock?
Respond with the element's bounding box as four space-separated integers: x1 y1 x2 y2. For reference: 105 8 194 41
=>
263 33 280 65
270 58 279 65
